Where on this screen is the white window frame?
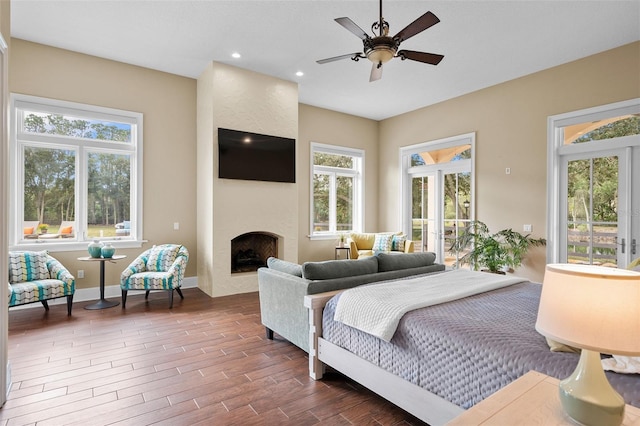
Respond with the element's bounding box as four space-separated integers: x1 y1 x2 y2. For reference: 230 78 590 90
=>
547 98 640 264
9 94 145 252
309 143 364 239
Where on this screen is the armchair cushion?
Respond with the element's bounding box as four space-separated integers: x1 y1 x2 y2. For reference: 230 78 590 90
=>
147 244 180 272
121 244 188 291
8 252 75 314
9 250 50 283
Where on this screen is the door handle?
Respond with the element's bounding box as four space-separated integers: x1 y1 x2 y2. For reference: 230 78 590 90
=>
619 238 626 254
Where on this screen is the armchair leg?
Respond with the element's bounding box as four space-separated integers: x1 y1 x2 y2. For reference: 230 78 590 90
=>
169 290 174 309
176 287 184 300
41 300 49 311
145 290 150 300
122 290 128 308
66 294 74 316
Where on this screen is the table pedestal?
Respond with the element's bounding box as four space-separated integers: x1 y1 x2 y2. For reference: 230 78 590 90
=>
78 255 126 310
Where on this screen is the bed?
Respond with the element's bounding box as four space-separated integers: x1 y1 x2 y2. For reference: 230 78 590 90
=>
303 269 640 426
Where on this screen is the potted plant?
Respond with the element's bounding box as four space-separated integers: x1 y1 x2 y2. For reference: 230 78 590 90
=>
337 232 347 248
38 223 49 234
449 221 545 274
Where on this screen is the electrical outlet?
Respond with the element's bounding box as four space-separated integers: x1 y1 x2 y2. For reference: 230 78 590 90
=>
523 224 532 232
77 269 84 279
173 222 180 231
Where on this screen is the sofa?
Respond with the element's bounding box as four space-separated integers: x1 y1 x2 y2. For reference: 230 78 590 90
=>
348 232 414 259
258 252 445 352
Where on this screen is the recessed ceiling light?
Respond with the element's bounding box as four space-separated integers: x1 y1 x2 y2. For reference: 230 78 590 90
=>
231 52 241 59
296 71 304 77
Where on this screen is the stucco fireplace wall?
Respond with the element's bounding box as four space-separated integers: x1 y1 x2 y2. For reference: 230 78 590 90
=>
196 62 299 297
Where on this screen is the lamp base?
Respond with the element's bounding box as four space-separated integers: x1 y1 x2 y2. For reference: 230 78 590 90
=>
559 349 625 426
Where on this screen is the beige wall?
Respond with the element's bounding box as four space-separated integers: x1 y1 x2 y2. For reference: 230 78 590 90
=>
197 62 299 297
9 39 198 290
379 41 640 283
297 104 379 262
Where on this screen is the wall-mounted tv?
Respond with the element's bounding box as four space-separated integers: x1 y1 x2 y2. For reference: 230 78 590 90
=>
218 128 296 183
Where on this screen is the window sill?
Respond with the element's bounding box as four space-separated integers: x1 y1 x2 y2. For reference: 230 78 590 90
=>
11 239 147 253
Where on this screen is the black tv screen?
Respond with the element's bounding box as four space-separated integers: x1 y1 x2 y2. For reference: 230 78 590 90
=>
218 128 296 183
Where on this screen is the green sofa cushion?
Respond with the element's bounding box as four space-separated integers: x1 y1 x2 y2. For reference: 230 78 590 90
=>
302 256 378 280
376 252 436 272
267 257 303 277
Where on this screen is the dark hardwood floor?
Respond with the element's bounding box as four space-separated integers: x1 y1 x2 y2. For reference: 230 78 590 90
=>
2 288 427 425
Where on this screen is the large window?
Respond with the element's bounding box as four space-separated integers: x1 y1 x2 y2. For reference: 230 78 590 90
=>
10 94 143 250
311 143 364 237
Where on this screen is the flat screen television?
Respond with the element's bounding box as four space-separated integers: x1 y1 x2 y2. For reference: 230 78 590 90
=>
218 128 296 183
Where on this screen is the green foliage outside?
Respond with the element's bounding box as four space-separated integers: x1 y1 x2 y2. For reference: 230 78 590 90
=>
23 113 131 227
313 152 354 231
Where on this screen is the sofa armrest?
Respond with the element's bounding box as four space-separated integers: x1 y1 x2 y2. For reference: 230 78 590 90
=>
404 240 415 253
348 239 359 259
258 268 313 352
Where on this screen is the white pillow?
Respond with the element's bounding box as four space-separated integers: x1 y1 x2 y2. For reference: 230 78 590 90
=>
602 355 640 374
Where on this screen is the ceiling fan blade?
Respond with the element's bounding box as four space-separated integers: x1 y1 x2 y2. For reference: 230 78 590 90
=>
397 50 444 65
316 52 362 64
393 11 440 42
335 17 370 40
369 63 383 82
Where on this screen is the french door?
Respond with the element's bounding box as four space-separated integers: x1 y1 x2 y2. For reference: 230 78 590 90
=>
410 168 472 265
549 99 640 268
402 133 475 266
560 149 635 267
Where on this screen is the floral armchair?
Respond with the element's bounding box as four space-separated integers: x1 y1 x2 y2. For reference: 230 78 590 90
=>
8 250 75 315
120 244 189 309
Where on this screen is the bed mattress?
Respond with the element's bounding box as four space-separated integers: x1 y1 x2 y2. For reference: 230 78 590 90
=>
322 281 640 409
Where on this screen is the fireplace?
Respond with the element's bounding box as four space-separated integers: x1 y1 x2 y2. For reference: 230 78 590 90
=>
231 232 278 273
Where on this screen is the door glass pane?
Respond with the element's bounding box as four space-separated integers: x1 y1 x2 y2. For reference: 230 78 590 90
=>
87 152 131 238
412 176 434 253
445 171 472 267
313 173 330 232
336 175 353 231
23 146 76 236
566 156 618 267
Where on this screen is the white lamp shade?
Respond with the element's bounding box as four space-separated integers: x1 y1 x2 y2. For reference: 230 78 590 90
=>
536 263 640 356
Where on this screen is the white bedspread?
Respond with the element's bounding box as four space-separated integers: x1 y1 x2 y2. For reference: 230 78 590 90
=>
334 269 526 342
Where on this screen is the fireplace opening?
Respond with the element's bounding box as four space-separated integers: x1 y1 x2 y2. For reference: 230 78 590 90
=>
231 232 278 273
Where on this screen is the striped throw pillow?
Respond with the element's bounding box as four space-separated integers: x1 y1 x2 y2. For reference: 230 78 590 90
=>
146 245 181 272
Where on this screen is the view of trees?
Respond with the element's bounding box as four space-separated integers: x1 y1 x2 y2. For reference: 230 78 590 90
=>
565 116 639 264
23 113 131 228
313 152 355 231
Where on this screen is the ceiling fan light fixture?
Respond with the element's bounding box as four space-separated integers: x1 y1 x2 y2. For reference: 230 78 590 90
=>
367 46 396 64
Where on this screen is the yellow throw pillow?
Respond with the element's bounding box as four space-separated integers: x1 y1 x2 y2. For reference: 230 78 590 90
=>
23 227 34 235
60 226 73 235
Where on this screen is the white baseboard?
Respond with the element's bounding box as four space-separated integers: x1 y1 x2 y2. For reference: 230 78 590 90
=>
10 276 199 309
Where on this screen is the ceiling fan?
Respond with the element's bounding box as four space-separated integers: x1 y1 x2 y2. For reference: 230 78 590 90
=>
316 0 444 82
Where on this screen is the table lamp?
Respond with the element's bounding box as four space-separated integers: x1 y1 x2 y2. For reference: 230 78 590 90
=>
535 264 640 426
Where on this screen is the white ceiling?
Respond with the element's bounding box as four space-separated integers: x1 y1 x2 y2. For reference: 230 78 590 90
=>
10 0 640 121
